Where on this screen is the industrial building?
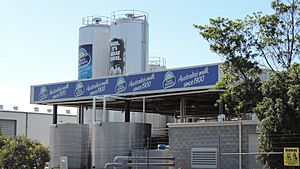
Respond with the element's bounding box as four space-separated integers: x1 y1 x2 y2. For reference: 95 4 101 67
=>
0 10 265 169
0 109 77 145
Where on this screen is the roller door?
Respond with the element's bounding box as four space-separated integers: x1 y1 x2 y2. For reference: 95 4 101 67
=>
0 119 16 136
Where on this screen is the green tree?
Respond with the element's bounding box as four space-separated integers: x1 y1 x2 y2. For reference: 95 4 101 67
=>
0 136 50 169
194 0 300 168
255 64 300 168
194 13 263 117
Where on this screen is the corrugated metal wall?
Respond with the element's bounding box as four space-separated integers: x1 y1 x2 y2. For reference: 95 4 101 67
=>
0 119 16 136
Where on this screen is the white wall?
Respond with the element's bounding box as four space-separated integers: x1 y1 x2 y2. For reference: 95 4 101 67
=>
0 111 26 135
0 110 77 145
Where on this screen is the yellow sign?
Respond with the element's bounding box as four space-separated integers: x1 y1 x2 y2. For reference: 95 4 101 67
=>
284 147 300 166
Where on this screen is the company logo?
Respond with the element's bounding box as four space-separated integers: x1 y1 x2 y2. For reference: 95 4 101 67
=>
162 71 176 89
79 48 91 67
39 86 48 100
115 77 127 93
74 81 85 97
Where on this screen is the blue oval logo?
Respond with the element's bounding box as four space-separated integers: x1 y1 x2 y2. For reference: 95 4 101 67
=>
74 82 85 97
79 48 91 67
115 77 127 93
162 71 176 89
39 86 48 100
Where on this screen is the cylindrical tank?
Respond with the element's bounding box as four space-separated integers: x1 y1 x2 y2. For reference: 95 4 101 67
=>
94 122 151 168
84 109 105 124
78 16 110 79
146 113 167 137
49 124 90 169
84 109 124 124
84 109 147 123
109 10 149 76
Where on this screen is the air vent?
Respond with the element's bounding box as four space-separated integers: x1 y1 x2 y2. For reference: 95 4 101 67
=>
191 148 217 168
13 106 18 110
34 107 39 112
66 110 70 114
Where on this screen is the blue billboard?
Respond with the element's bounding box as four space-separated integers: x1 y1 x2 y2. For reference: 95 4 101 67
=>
78 44 92 79
31 64 220 103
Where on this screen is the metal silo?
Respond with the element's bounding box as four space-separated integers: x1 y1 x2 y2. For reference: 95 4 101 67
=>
78 16 110 79
109 10 149 76
49 124 90 169
93 122 151 168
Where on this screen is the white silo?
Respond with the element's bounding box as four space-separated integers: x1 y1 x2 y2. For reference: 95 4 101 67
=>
78 16 110 79
109 10 149 76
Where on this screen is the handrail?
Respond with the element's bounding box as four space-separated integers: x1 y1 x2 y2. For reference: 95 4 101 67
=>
105 162 175 168
113 156 175 162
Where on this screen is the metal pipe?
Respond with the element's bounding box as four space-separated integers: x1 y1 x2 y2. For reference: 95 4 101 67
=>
91 96 97 168
92 97 96 123
142 97 146 123
239 121 242 169
105 162 175 168
113 156 175 162
102 95 107 122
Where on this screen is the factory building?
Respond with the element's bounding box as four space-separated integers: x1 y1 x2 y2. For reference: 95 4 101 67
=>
0 109 77 145
0 10 266 169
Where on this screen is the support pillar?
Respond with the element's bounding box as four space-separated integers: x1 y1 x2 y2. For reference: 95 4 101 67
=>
53 105 57 124
78 104 84 124
219 100 225 114
143 97 146 123
180 98 186 123
125 100 131 122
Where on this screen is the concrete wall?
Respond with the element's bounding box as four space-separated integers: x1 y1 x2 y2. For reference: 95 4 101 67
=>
168 121 262 169
0 110 77 145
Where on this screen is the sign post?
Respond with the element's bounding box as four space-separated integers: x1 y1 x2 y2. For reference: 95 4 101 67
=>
284 147 300 166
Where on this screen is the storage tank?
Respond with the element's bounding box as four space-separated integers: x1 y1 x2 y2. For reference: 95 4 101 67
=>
109 10 149 76
146 113 167 137
84 109 147 123
78 16 110 79
94 122 151 168
49 124 90 169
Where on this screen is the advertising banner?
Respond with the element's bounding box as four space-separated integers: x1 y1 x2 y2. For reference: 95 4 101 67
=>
78 44 92 79
32 64 220 103
109 38 125 76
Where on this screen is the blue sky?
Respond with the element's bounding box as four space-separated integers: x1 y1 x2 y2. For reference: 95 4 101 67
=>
0 0 273 112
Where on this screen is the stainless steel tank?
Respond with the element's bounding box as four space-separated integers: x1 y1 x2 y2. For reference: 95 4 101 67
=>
93 122 151 168
49 124 90 169
109 10 149 76
146 113 167 137
78 16 110 79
